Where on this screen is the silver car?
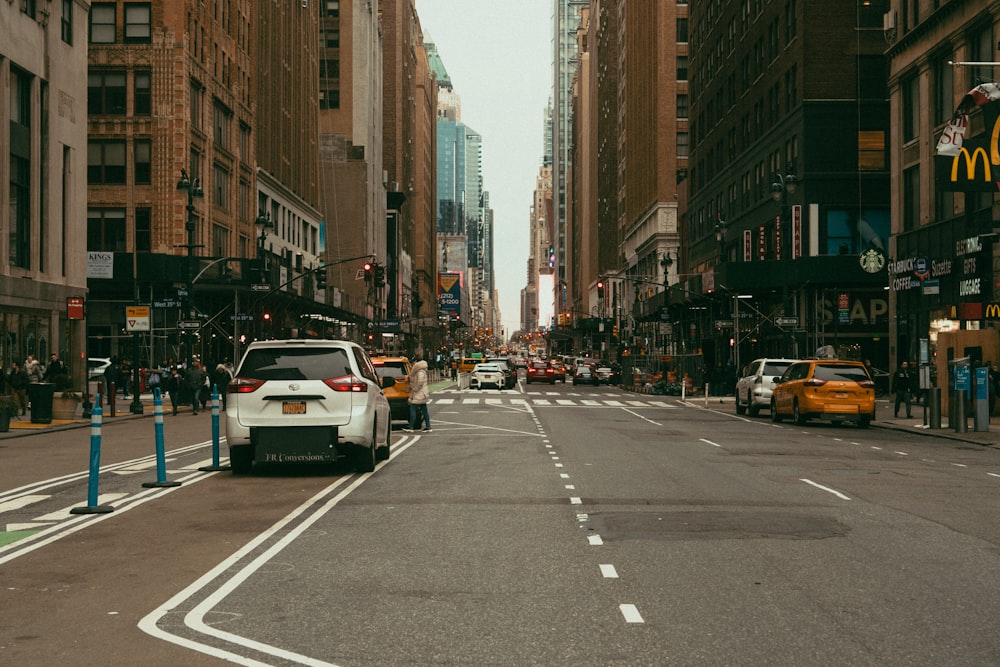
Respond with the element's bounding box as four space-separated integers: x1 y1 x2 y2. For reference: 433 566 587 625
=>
735 358 798 417
225 339 394 474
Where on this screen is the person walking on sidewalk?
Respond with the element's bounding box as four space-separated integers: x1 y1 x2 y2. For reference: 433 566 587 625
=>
165 367 184 416
8 362 28 415
891 361 913 418
185 361 207 415
25 355 42 384
404 353 431 433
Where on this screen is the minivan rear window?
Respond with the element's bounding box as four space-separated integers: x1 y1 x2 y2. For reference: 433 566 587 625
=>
239 348 353 381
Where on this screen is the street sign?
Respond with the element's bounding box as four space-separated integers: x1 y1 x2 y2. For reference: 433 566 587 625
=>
251 283 271 292
775 317 799 326
177 320 202 330
153 299 182 308
126 306 150 332
715 319 734 328
230 313 255 321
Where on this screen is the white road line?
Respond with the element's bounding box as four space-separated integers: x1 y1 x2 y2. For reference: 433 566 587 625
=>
895 451 909 456
605 400 625 406
581 400 601 406
461 398 480 405
951 463 968 468
569 497 582 504
434 398 454 404
0 495 49 514
556 399 575 406
485 398 504 405
588 534 603 545
799 479 851 500
988 472 1000 478
6 523 52 531
620 604 644 623
626 400 647 407
560 473 570 479
534 399 552 405
699 438 722 448
600 564 619 578
565 484 575 490
555 463 564 468
622 408 661 426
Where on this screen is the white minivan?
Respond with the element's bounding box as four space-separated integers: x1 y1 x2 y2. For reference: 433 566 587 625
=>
734 358 798 417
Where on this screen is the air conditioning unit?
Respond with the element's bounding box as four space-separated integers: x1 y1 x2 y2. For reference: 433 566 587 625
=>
883 10 896 31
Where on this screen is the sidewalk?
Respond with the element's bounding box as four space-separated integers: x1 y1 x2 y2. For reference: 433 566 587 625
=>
0 391 190 440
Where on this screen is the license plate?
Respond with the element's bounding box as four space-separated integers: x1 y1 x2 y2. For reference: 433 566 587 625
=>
835 392 848 399
282 401 307 414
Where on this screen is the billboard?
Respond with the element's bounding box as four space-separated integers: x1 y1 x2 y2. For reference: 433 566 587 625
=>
438 272 463 318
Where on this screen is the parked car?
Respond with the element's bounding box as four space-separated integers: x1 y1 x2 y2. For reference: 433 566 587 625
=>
470 363 506 390
526 360 556 384
572 365 599 385
770 359 876 428
594 367 617 385
370 356 411 421
735 358 798 417
88 357 112 380
225 339 395 474
550 361 567 383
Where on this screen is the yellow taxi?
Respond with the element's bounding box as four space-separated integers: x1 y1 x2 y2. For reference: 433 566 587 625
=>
458 356 484 374
370 356 411 421
770 359 876 428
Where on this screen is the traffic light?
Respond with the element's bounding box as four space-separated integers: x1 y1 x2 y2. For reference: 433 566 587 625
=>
597 280 605 300
613 324 619 337
363 261 374 281
316 266 326 290
262 312 272 324
374 264 385 284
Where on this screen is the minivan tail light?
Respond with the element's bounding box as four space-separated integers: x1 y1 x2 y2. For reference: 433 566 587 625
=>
324 375 368 392
804 378 827 387
228 377 265 393
857 380 875 389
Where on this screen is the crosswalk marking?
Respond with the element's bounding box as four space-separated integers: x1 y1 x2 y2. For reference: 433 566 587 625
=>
556 399 575 406
426 396 676 409
435 398 455 405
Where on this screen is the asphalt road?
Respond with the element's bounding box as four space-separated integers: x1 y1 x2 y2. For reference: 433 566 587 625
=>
3 384 1000 665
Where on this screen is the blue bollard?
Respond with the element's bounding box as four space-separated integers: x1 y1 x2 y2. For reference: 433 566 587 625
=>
199 384 231 471
143 388 181 488
70 396 115 514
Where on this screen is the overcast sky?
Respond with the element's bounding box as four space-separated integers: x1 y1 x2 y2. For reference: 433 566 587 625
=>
415 0 553 339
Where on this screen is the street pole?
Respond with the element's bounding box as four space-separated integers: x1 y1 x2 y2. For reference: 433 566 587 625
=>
176 169 203 368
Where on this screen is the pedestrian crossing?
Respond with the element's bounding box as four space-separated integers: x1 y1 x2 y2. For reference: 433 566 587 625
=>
429 391 679 409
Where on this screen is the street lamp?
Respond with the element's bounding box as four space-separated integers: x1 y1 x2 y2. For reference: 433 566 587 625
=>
770 165 799 260
256 210 273 257
660 252 674 287
771 165 800 355
176 169 204 369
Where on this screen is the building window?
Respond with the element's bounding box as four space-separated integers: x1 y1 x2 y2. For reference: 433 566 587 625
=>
326 0 339 17
320 89 340 109
968 25 994 90
213 102 230 149
930 54 953 125
676 55 688 81
677 18 688 43
61 0 73 43
858 131 885 171
135 208 152 252
677 132 689 158
211 224 229 257
239 178 250 221
901 74 919 142
124 3 151 43
239 123 250 163
88 71 127 115
10 155 31 269
87 209 127 252
134 141 151 184
89 3 116 43
22 0 36 19
134 71 151 115
213 163 230 210
321 29 340 48
785 0 798 43
320 59 340 79
191 81 204 130
677 94 688 119
902 166 920 231
88 141 127 184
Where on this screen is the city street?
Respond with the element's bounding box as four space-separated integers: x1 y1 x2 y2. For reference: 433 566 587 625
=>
2 381 1000 665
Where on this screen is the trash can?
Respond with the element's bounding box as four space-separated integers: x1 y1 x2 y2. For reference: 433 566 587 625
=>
27 382 55 424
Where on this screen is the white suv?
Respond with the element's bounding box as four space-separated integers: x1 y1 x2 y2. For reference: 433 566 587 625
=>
735 358 798 417
225 339 394 474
